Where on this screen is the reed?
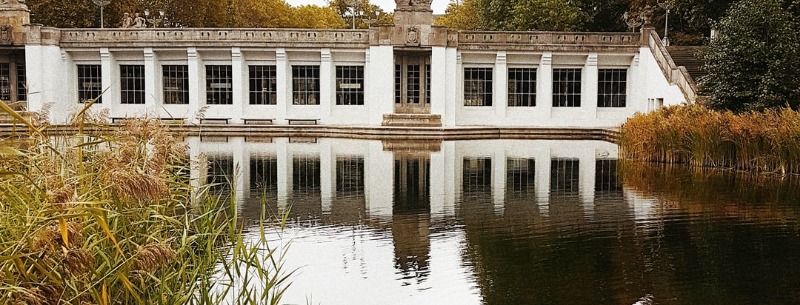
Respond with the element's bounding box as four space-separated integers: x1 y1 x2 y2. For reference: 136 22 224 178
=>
0 102 291 305
619 105 800 175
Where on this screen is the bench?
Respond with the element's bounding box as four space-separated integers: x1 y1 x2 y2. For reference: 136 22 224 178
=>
200 118 231 125
287 119 319 125
244 119 274 125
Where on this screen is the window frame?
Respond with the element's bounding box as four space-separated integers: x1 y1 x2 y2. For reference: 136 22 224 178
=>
77 64 102 104
597 68 628 108
163 64 190 105
205 64 233 105
120 64 145 105
335 65 364 106
552 68 582 108
463 67 493 107
248 65 278 105
291 65 321 105
508 67 537 107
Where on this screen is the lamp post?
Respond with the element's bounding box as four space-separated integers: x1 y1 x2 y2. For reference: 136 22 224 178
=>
144 9 166 28
345 0 358 29
658 0 670 46
92 0 112 28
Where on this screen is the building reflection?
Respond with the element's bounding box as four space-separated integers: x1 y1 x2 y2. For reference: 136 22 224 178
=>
392 155 432 281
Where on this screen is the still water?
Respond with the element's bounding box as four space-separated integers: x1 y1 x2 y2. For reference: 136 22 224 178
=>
190 137 800 305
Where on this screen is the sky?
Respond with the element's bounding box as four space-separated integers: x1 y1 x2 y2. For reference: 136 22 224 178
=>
285 0 451 14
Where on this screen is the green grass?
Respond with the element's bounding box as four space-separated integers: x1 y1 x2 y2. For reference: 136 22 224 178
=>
0 102 291 305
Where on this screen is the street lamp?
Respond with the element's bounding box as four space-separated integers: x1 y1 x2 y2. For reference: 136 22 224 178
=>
92 0 112 28
144 9 166 28
658 0 670 46
345 0 358 29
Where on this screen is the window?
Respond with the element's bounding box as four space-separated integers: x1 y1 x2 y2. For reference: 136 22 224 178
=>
250 154 278 194
78 64 102 103
553 68 581 107
407 65 420 104
120 65 145 105
292 65 320 105
464 68 492 106
16 63 26 102
508 68 536 107
206 65 232 105
595 159 622 194
249 65 277 105
463 158 492 194
395 64 401 104
335 66 364 105
507 158 535 195
426 64 431 104
163 65 189 105
550 159 579 195
293 156 321 193
0 63 10 101
598 69 627 107
336 157 365 197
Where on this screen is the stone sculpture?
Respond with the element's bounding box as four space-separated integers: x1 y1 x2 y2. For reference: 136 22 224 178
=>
133 13 147 28
121 13 133 28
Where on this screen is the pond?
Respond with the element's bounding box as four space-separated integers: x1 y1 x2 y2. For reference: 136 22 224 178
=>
189 137 800 305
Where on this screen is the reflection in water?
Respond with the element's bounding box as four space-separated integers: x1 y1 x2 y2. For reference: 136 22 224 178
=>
189 138 800 305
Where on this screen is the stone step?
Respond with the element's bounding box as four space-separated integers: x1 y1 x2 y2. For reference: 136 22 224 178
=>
382 114 442 127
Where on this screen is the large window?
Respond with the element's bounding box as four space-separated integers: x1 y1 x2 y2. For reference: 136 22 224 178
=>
508 68 537 107
598 69 627 108
394 64 401 104
206 65 233 105
553 68 581 107
550 159 579 195
16 63 26 102
292 65 320 105
336 157 365 197
426 64 431 104
163 65 189 105
335 66 364 105
0 63 10 101
78 64 102 103
120 65 145 105
407 65 421 104
249 65 277 105
464 68 493 106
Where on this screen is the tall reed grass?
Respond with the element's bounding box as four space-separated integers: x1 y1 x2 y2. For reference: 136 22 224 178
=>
619 105 800 175
0 101 291 305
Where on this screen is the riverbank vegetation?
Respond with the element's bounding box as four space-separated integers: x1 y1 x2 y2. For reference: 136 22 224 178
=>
0 103 289 305
619 105 800 175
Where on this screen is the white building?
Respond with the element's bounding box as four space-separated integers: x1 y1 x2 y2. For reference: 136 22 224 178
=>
2 0 697 128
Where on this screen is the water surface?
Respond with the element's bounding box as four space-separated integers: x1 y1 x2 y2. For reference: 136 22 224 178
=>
189 137 800 305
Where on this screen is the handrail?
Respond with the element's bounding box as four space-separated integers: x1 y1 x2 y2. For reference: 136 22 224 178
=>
645 29 698 104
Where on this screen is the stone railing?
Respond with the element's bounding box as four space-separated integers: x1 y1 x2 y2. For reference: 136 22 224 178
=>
646 29 698 104
57 28 371 48
456 31 640 51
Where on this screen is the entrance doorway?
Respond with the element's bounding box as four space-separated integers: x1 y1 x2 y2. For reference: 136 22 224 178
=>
394 53 431 114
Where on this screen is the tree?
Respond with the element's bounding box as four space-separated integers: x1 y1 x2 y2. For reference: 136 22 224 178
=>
327 0 390 29
509 0 584 31
291 5 347 29
435 0 480 30
702 0 800 112
28 0 98 28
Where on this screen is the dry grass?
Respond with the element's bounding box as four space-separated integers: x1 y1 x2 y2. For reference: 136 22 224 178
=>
619 105 800 175
0 102 291 305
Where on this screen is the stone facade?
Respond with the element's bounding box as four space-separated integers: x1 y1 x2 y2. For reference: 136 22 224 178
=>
1 1 695 128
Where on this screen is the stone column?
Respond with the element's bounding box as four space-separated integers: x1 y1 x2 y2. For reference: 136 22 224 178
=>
100 48 117 113
367 45 394 126
320 48 333 124
494 51 508 121
275 48 288 124
584 53 599 121
444 48 458 127
538 52 553 120
187 48 201 124
231 47 245 123
144 48 157 109
430 47 447 118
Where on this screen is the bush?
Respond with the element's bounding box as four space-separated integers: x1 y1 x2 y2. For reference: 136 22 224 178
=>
701 0 800 112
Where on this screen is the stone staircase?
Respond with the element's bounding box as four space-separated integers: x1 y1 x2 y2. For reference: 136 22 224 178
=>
667 46 706 82
382 114 442 127
0 102 32 131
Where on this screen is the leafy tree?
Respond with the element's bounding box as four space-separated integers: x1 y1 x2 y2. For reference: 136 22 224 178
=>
435 0 480 30
327 0 390 29
510 0 584 31
702 0 800 112
291 5 347 29
576 0 630 32
28 0 98 28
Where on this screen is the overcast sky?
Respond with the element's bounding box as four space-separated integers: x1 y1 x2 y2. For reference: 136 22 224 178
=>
285 0 451 14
